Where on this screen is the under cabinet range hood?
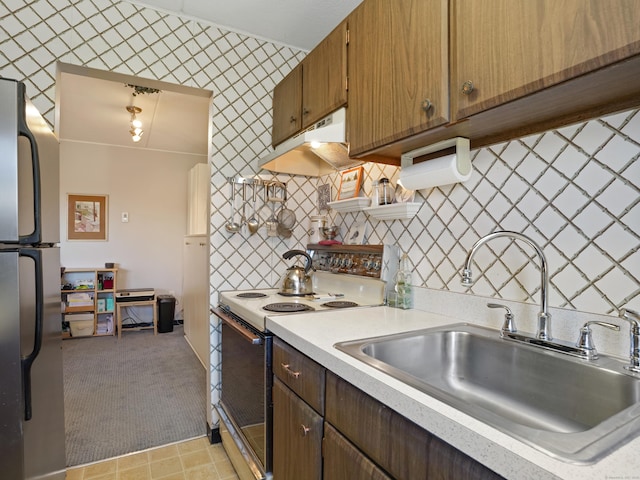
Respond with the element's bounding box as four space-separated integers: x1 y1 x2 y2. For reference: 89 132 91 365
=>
258 108 362 176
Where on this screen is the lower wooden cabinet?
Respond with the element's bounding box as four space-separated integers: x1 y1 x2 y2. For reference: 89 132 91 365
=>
273 378 323 480
325 371 504 480
272 338 504 479
323 423 392 480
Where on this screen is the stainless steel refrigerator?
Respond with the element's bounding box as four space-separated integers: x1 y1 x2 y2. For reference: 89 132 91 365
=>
0 78 66 479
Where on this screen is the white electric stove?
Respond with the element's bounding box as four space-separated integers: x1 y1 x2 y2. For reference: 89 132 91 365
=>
212 244 397 480
218 270 386 331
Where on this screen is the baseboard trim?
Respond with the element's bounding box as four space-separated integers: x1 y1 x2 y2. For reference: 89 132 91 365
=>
207 423 222 444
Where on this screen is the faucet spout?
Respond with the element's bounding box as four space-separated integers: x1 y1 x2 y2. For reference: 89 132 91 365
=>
462 230 551 340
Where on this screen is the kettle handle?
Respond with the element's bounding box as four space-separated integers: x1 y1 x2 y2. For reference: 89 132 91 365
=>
282 249 313 273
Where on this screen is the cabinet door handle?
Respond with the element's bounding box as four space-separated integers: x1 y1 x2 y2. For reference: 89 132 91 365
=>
300 424 310 436
281 362 301 378
461 80 475 95
289 115 297 123
302 107 310 116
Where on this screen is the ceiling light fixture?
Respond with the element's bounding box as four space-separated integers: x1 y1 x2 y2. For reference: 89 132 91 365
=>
126 105 143 142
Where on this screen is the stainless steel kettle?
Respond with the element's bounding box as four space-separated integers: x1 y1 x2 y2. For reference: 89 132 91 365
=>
279 250 314 296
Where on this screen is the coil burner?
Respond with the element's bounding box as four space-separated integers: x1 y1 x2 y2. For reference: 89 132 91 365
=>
236 292 268 298
322 301 360 308
263 303 315 313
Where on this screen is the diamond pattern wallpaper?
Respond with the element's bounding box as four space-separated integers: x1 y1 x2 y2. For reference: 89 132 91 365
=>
1 0 638 441
0 0 307 433
336 109 639 316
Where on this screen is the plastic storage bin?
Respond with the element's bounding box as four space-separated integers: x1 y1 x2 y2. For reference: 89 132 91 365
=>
157 295 176 333
68 314 94 337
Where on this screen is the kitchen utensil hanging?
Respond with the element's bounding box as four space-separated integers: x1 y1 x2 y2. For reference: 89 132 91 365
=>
224 180 241 234
226 177 288 237
276 189 295 238
269 181 289 237
265 181 282 237
240 183 248 234
277 189 296 230
247 183 260 235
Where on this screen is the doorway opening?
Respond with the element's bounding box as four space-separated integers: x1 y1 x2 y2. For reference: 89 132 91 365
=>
56 63 212 466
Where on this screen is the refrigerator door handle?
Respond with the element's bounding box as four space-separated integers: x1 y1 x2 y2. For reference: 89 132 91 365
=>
16 82 42 245
19 248 44 421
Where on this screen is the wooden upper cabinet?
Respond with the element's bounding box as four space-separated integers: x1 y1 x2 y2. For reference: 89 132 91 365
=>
347 0 449 157
272 21 348 147
451 0 640 121
272 65 302 146
302 20 348 128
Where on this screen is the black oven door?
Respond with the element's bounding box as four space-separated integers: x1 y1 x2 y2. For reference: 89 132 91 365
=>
214 307 272 478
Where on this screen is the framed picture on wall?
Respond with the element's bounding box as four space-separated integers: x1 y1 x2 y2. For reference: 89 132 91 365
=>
345 222 368 245
67 194 108 241
337 166 363 200
317 183 331 211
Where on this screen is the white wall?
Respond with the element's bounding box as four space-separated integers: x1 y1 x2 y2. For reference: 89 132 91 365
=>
59 140 206 317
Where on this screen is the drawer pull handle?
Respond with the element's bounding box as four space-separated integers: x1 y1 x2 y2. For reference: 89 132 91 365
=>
281 363 301 378
300 424 310 436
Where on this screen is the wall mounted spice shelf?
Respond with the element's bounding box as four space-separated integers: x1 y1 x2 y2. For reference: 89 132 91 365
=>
327 197 371 213
364 202 422 220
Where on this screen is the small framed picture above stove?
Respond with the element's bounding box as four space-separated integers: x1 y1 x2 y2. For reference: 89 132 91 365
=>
345 221 368 245
337 166 363 200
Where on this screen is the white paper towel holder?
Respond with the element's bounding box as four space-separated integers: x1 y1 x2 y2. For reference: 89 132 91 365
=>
399 137 471 189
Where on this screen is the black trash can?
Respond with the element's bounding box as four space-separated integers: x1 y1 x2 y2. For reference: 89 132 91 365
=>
157 295 176 333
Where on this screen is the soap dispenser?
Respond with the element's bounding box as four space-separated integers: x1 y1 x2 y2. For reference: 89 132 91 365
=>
394 253 413 309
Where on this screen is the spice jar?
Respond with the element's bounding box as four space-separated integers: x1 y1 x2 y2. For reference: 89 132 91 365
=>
378 178 393 205
370 180 380 206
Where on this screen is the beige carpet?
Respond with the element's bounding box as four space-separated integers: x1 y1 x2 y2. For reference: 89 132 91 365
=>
62 325 207 466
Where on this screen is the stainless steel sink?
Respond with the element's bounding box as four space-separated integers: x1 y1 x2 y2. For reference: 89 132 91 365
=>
334 323 640 464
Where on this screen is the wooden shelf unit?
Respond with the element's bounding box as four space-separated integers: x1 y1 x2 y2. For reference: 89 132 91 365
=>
61 267 118 338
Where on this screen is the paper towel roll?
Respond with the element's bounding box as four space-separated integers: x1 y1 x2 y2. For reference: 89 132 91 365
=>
398 153 472 190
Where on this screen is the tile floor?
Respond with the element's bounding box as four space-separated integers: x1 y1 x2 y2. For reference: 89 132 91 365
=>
65 436 239 480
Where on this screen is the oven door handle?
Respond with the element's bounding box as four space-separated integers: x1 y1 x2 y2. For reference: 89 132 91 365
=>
213 307 263 345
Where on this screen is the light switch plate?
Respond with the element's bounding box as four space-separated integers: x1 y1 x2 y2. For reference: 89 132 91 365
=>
121 212 129 223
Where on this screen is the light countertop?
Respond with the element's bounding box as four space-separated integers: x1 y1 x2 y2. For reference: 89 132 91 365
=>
266 305 640 480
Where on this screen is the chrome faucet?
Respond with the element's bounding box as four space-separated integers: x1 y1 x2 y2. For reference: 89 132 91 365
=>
619 308 640 373
462 230 552 340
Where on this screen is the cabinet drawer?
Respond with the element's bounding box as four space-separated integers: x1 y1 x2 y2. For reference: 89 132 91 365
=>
273 338 325 414
325 372 504 480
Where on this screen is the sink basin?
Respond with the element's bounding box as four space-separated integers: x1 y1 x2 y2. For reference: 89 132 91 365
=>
334 323 640 463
